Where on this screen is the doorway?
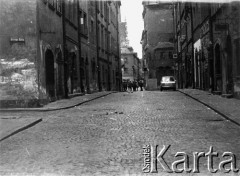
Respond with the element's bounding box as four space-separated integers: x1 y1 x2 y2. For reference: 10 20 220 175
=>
45 49 55 98
226 35 233 94
214 44 222 92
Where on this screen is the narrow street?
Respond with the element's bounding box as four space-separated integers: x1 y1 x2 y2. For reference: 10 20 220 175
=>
0 91 240 176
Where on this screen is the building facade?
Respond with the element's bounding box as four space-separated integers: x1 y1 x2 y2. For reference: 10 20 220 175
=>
173 1 240 98
0 0 121 107
141 1 175 87
120 21 141 82
121 47 140 82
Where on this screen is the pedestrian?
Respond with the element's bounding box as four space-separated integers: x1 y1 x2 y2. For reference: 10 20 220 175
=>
133 81 137 91
123 81 127 91
128 81 133 93
139 80 144 91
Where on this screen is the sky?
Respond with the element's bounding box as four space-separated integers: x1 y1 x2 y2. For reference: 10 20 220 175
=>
119 0 233 59
120 0 144 59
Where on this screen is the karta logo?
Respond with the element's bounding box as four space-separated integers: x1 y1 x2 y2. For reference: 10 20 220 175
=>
143 145 239 173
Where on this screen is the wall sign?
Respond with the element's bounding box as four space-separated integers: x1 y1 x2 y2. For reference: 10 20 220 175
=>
10 37 25 44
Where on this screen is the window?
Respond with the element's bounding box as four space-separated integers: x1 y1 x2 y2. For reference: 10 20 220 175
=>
105 29 108 50
100 1 103 14
91 60 96 80
68 0 73 21
97 23 100 45
102 66 104 82
163 52 168 59
112 70 115 84
79 10 87 35
84 13 87 34
56 0 62 14
91 20 94 33
72 0 76 23
101 26 104 48
160 52 164 59
48 0 55 10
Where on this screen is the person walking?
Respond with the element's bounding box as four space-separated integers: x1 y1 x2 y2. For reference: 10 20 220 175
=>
128 81 133 93
133 81 137 91
139 80 144 91
123 81 127 91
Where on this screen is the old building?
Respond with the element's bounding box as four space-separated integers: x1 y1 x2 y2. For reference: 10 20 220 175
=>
141 1 174 88
120 21 141 82
0 0 121 107
0 0 64 107
173 1 240 99
121 47 140 82
96 1 121 91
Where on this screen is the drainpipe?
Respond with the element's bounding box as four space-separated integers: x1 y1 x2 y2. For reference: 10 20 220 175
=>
95 1 102 91
190 3 195 89
62 0 68 98
107 33 111 91
116 3 121 91
77 0 84 93
209 4 214 92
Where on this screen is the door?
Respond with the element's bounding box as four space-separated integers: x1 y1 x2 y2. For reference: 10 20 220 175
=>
214 44 222 92
45 49 55 99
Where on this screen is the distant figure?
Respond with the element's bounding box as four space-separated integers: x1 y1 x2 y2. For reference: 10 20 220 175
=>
139 80 144 91
128 81 133 93
133 81 137 91
123 81 127 91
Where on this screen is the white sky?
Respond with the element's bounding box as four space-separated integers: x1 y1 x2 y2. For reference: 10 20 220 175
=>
120 0 144 59
119 0 235 59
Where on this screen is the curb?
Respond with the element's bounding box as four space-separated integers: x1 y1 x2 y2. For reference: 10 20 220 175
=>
0 92 117 112
0 118 42 142
178 90 240 127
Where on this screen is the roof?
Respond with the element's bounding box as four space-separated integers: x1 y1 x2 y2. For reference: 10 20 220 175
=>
121 47 137 55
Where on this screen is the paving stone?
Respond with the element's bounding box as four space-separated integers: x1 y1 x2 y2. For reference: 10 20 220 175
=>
0 91 240 175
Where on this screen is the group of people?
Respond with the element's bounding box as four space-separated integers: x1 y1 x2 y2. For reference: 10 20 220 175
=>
122 80 144 92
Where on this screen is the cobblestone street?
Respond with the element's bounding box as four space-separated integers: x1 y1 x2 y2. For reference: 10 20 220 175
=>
0 91 240 176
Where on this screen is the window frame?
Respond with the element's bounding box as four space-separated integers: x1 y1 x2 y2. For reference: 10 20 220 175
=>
48 0 55 10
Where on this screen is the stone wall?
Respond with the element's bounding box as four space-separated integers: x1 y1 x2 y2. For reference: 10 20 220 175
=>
0 0 39 107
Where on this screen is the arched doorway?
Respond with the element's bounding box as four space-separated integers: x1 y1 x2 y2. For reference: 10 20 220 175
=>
214 44 222 92
56 50 63 98
226 35 233 94
69 52 77 94
45 49 55 99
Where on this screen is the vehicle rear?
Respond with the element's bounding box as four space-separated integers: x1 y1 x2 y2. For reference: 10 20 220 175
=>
160 76 176 91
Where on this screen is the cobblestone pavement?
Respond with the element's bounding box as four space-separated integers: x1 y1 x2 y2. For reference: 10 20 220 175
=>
178 89 240 125
0 91 240 176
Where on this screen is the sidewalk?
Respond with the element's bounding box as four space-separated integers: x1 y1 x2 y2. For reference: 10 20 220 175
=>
178 89 240 126
0 91 116 142
0 91 116 112
0 117 42 141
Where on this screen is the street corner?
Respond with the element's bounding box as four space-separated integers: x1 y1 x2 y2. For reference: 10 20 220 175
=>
0 117 42 142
